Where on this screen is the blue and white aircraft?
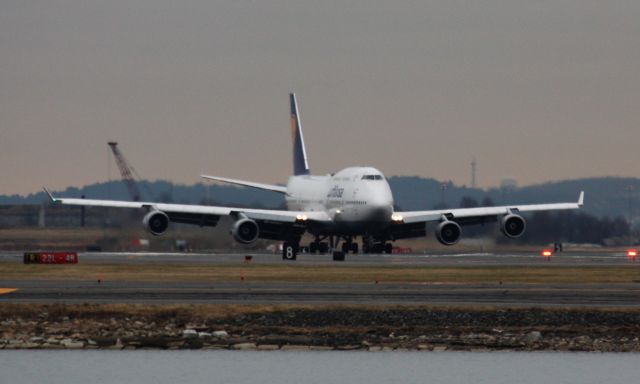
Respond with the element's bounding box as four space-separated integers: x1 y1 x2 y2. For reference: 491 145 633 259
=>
46 94 584 260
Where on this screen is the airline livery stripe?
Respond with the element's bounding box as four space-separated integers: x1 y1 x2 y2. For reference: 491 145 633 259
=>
0 288 18 295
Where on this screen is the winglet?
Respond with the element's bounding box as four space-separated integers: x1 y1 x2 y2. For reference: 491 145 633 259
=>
43 187 57 203
578 191 584 206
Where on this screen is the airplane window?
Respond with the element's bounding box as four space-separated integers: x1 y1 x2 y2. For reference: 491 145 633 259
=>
362 175 383 180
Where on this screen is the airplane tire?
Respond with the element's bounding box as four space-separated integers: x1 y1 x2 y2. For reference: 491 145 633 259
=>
384 243 393 254
309 242 318 254
319 242 329 254
351 243 358 254
332 251 345 261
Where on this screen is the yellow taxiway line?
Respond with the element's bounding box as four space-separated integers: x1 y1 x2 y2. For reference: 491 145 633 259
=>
0 288 18 295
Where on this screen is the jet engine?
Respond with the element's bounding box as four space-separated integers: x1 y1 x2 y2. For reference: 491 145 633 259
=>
143 211 170 236
435 220 461 245
231 218 260 244
501 214 526 238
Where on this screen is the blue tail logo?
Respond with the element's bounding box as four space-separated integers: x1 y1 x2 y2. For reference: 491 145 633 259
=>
290 93 310 176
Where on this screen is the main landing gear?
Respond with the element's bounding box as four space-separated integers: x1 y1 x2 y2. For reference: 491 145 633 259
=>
362 237 393 254
282 236 393 261
291 236 360 261
309 241 329 254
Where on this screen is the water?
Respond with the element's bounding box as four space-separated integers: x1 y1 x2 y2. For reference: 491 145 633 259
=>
1 350 639 384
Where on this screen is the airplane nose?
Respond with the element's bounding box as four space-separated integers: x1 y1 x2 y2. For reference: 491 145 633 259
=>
363 182 394 221
368 196 393 221
370 204 393 221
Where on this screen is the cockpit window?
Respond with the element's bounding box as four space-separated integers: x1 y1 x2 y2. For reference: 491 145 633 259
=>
362 175 384 180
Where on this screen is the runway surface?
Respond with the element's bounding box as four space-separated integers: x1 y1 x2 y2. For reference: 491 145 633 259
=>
0 250 637 266
2 280 640 307
2 251 639 307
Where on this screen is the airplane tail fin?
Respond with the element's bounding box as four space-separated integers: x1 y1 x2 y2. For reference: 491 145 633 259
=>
290 93 310 176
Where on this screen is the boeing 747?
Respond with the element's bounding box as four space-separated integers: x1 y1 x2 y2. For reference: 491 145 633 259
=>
46 94 584 260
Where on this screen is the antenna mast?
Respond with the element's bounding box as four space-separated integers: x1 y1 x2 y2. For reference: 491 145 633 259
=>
471 157 477 189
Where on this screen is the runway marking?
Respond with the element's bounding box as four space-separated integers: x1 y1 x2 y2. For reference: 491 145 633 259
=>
0 288 18 295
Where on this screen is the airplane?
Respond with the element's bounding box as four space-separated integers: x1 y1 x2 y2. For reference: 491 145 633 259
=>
45 93 584 261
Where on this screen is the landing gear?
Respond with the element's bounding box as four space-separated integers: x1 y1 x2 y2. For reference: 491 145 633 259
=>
309 235 360 261
282 242 299 261
362 236 392 254
340 237 359 254
309 240 329 254
331 236 361 261
328 235 346 261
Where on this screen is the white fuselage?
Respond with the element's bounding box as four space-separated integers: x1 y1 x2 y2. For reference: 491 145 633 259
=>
285 167 394 229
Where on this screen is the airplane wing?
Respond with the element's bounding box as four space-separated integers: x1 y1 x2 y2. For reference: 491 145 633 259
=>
200 175 288 194
43 188 329 240
397 191 584 224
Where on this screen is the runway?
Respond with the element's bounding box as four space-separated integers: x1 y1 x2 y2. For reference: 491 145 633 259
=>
0 250 636 266
2 251 640 307
2 279 640 307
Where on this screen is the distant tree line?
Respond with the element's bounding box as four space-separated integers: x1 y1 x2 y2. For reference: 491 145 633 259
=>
515 211 629 245
457 196 630 245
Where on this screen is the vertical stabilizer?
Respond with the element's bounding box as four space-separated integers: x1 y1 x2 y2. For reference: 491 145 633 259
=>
290 93 310 176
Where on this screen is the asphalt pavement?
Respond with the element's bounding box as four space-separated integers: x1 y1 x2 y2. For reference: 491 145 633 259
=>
2 250 639 307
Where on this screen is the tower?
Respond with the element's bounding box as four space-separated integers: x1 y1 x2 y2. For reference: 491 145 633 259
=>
108 142 142 201
471 157 477 189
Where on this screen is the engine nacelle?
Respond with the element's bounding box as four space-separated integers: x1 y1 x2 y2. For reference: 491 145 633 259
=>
143 211 170 236
231 218 260 244
501 214 526 238
435 220 461 246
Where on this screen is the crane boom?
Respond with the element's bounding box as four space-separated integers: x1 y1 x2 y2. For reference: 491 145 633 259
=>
108 142 142 201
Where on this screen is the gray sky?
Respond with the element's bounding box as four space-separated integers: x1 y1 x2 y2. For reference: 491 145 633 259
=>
1 1 639 195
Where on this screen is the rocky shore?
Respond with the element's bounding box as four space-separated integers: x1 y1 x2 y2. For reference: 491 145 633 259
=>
2 304 640 351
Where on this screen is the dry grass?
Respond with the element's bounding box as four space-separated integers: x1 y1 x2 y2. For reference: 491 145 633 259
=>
0 303 640 321
2 262 640 284
0 302 317 320
3 302 640 321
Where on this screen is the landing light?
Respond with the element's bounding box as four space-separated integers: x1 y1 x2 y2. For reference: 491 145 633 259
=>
296 214 308 221
335 209 341 214
627 249 638 258
541 249 553 258
391 214 404 222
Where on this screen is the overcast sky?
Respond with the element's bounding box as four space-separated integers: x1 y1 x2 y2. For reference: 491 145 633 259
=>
1 1 639 195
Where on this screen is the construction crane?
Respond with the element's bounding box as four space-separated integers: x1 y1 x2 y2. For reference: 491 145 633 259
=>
108 142 142 201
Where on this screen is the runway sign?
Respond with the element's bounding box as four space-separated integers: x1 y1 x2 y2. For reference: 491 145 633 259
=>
23 252 78 264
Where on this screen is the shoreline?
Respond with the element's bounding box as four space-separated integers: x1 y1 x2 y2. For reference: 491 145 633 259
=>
2 304 640 352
